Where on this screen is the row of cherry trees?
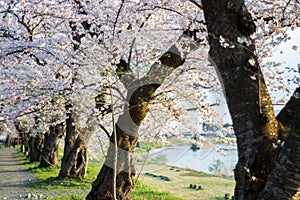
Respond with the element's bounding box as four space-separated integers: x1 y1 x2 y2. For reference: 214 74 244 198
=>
1 0 300 199
0 0 219 176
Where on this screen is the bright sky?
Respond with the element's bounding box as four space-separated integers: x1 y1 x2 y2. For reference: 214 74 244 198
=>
210 28 300 124
266 28 300 102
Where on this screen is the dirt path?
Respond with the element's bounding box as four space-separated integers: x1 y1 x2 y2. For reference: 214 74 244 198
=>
0 147 43 199
0 147 88 199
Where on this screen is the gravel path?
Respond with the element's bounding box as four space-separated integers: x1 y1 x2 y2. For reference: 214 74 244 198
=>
0 147 88 199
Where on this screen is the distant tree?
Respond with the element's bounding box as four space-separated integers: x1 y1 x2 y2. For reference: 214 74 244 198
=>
0 0 100 175
28 134 44 162
39 121 64 167
14 120 31 156
58 104 95 178
208 159 225 175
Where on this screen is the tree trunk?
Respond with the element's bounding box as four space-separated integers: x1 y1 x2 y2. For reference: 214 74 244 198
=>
14 121 30 156
86 123 138 200
29 133 44 162
86 30 198 200
58 107 94 178
39 122 64 167
202 0 300 199
257 88 300 199
5 134 11 147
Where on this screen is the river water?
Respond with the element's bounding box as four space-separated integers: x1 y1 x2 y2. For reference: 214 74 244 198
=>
148 144 238 175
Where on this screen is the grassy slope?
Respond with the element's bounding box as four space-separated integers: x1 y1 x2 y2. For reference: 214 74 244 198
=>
15 143 235 200
136 164 235 200
16 151 183 200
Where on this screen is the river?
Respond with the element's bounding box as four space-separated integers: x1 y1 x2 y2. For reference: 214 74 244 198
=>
147 144 238 176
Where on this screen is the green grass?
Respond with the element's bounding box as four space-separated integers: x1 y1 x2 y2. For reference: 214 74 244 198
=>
16 150 102 190
46 195 86 200
14 142 235 200
132 181 184 200
179 170 216 178
44 182 182 200
136 164 235 200
16 150 184 200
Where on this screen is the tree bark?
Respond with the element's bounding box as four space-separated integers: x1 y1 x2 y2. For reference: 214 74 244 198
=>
14 121 30 156
202 0 279 199
29 133 44 162
86 30 199 200
58 107 94 178
39 122 64 167
257 88 300 199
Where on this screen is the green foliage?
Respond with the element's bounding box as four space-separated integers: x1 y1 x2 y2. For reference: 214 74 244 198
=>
135 140 164 152
208 159 225 175
134 138 189 153
180 170 216 178
150 155 167 164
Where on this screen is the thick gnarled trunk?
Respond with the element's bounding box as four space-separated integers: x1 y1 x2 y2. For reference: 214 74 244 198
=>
59 108 93 178
257 89 300 200
40 122 64 167
86 124 137 200
87 30 198 200
202 0 300 199
29 133 44 162
86 86 152 199
59 138 89 178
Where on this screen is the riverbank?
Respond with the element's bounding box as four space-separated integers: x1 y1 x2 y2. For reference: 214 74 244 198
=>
136 163 235 200
134 143 238 176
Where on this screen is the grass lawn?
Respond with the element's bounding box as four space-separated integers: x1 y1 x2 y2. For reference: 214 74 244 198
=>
16 150 184 199
136 164 235 200
15 145 235 200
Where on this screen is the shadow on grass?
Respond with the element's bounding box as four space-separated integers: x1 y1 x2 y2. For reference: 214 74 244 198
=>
28 176 92 190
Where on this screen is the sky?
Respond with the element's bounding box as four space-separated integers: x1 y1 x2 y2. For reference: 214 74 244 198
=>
265 28 300 103
203 28 300 126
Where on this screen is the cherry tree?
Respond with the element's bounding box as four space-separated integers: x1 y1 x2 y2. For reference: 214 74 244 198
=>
1 0 300 199
0 0 103 173
202 0 300 199
84 0 300 199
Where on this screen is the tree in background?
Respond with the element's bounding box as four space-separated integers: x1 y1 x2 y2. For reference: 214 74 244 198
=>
0 0 101 175
28 116 44 162
39 121 64 167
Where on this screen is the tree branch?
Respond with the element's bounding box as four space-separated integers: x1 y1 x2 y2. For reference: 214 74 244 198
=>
113 0 125 37
99 123 110 138
137 6 183 16
188 0 203 10
276 87 300 141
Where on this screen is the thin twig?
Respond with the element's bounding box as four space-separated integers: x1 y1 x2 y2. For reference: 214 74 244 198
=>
188 0 203 10
113 0 125 37
99 123 110 138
